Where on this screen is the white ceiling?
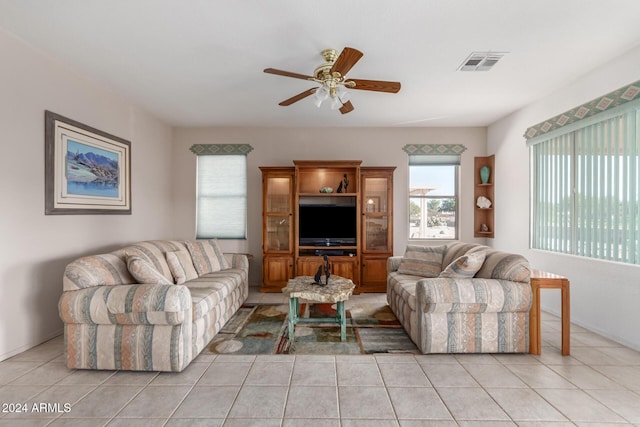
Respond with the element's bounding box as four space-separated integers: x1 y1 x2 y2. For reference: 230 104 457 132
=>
2 0 640 127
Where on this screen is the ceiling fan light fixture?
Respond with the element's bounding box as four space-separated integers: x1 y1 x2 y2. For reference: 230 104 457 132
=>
264 46 401 114
313 85 329 107
336 85 350 102
330 96 342 110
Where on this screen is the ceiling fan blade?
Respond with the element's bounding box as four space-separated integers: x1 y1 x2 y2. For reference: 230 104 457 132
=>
347 78 401 93
339 100 354 114
278 88 317 106
330 47 363 77
264 68 313 80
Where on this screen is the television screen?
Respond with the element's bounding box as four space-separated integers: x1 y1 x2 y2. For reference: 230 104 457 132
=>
298 204 357 245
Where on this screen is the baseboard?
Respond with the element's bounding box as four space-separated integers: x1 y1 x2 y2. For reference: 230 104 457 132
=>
0 328 64 363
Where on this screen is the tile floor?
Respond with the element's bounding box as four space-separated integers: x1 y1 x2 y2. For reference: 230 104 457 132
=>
1 289 640 426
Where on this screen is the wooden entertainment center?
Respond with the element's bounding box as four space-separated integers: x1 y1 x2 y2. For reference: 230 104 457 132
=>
260 160 395 293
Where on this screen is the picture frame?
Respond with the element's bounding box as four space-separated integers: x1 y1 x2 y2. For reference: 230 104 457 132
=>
45 111 131 215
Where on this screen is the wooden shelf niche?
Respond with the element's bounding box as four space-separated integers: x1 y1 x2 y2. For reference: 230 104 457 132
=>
474 155 495 238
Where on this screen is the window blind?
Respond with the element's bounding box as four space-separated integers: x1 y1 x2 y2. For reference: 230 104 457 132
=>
196 155 247 239
531 106 640 264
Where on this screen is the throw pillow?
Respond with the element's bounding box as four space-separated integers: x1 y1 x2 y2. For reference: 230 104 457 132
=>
126 255 173 285
439 251 486 279
166 250 198 284
397 245 445 277
185 239 230 276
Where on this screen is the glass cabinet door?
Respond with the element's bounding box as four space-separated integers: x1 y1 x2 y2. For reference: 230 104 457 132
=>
265 216 291 252
266 177 292 213
362 176 391 252
264 175 293 253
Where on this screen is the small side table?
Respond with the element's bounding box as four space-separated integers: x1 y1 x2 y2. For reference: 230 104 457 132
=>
529 269 571 356
282 275 355 342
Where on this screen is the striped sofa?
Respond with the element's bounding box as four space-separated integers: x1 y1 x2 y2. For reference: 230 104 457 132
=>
387 242 531 354
59 240 248 372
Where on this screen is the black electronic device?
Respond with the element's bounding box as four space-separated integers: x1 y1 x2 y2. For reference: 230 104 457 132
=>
298 204 357 246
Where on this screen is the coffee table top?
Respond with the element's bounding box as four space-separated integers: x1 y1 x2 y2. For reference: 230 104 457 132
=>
282 275 355 303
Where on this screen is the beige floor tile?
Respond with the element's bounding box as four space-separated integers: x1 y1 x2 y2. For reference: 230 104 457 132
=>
117 385 191 418
421 363 478 387
596 346 640 365
227 385 288 419
465 363 527 388
378 361 430 387
197 362 252 385
506 364 576 388
338 386 395 419
0 359 42 385
436 387 510 421
283 419 340 427
223 419 282 427
548 365 624 389
586 389 640 424
102 371 158 386
337 362 383 386
291 361 337 386
387 387 452 420
164 418 224 426
454 354 500 365
244 361 293 386
108 419 167 427
172 385 239 418
60 385 143 418
151 361 209 385
9 362 72 386
592 365 640 390
342 420 400 427
57 370 115 385
284 385 339 419
536 388 628 423
486 387 568 422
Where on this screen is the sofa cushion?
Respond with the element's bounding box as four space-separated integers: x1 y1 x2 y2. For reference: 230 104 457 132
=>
126 255 173 285
397 245 445 277
185 239 230 276
121 241 185 282
63 254 136 291
166 251 198 284
442 242 486 269
475 251 530 283
439 251 486 279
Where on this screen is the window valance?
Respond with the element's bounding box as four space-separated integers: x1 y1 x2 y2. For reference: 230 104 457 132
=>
524 80 640 144
189 144 254 155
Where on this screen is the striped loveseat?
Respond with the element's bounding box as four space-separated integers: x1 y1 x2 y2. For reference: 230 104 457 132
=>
387 242 531 354
59 240 248 372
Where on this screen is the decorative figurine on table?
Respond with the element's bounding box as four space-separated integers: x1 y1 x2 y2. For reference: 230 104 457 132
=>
312 255 331 285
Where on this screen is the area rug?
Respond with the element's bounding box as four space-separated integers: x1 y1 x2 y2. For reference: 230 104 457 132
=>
204 302 419 355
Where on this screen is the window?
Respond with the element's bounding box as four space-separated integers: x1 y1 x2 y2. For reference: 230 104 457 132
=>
531 105 639 265
409 155 459 240
196 155 247 239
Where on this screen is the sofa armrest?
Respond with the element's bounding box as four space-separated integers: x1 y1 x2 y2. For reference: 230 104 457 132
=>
387 256 403 274
224 253 249 271
416 277 532 313
59 284 192 326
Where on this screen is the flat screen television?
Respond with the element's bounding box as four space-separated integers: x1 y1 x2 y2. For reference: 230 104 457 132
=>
298 204 357 246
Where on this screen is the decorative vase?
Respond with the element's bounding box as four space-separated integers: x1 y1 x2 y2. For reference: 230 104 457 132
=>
480 166 490 184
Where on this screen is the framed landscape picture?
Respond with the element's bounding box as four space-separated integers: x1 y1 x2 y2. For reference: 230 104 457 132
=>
45 111 131 215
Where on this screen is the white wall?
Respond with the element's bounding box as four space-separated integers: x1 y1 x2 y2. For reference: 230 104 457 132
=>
0 30 175 360
488 45 640 350
171 127 487 287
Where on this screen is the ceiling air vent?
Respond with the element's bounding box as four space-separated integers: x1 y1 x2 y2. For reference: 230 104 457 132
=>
458 52 507 71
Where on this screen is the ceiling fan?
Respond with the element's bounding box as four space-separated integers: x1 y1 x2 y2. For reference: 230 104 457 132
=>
264 47 401 114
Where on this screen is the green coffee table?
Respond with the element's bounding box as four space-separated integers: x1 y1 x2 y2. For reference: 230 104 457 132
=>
282 275 355 342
